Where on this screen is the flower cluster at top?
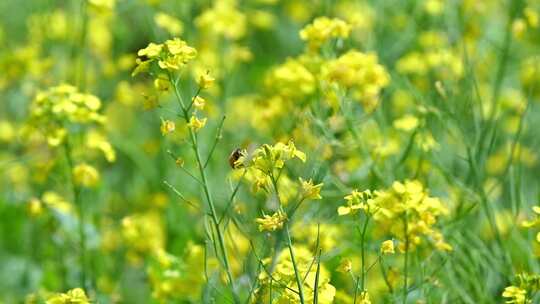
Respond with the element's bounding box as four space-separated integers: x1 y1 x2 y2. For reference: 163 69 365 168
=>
28 84 105 147
250 141 306 175
133 38 197 76
133 38 215 137
300 17 351 51
338 180 452 252
232 141 322 233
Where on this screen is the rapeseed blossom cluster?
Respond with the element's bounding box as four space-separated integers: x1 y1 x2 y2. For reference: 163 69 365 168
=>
300 17 351 51
28 84 105 146
340 181 451 252
133 38 197 76
323 51 390 112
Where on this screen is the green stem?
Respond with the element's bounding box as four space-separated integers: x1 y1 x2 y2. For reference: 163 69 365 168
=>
285 224 305 304
64 139 87 290
169 75 239 303
270 174 305 304
402 216 409 304
359 214 370 291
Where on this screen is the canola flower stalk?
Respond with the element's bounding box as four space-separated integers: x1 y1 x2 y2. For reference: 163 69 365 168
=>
269 173 306 304
167 71 240 303
64 136 88 290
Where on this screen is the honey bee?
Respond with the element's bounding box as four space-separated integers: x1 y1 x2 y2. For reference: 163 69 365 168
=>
228 148 245 169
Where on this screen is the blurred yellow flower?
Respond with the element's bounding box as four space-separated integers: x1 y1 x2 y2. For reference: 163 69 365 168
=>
381 240 395 255
393 114 419 132
198 72 215 89
73 163 100 187
299 178 323 200
187 116 207 132
154 12 183 35
46 288 89 304
255 211 287 231
300 17 351 51
502 286 527 304
160 119 176 135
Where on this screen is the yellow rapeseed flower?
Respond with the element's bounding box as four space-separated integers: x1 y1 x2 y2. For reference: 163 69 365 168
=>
300 17 351 51
255 211 287 232
299 178 323 200
73 163 100 187
381 240 395 255
154 12 183 35
46 288 89 304
502 286 527 304
160 119 176 135
187 116 207 132
198 73 215 89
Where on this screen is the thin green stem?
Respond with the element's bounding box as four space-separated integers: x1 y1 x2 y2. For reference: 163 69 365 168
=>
402 215 409 304
203 115 226 169
359 214 370 292
64 139 87 290
168 74 239 303
270 174 305 304
285 224 305 304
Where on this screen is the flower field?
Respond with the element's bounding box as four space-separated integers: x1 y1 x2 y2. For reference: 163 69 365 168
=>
1 0 540 303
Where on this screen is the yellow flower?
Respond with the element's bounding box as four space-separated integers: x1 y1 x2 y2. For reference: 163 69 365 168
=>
195 1 247 40
134 38 197 74
42 192 73 215
322 50 390 112
265 58 315 98
257 246 336 303
154 12 183 35
524 7 539 28
251 141 306 175
356 290 371 304
0 120 15 142
137 42 163 59
393 114 419 132
160 119 176 135
164 38 197 58
192 96 206 110
28 85 107 147
73 163 100 188
502 286 527 304
255 211 287 232
86 131 116 162
381 240 395 255
300 17 351 51
27 197 43 217
424 0 444 15
46 288 89 304
198 72 215 89
299 178 323 200
154 76 170 91
187 116 207 132
337 258 352 273
337 189 374 216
